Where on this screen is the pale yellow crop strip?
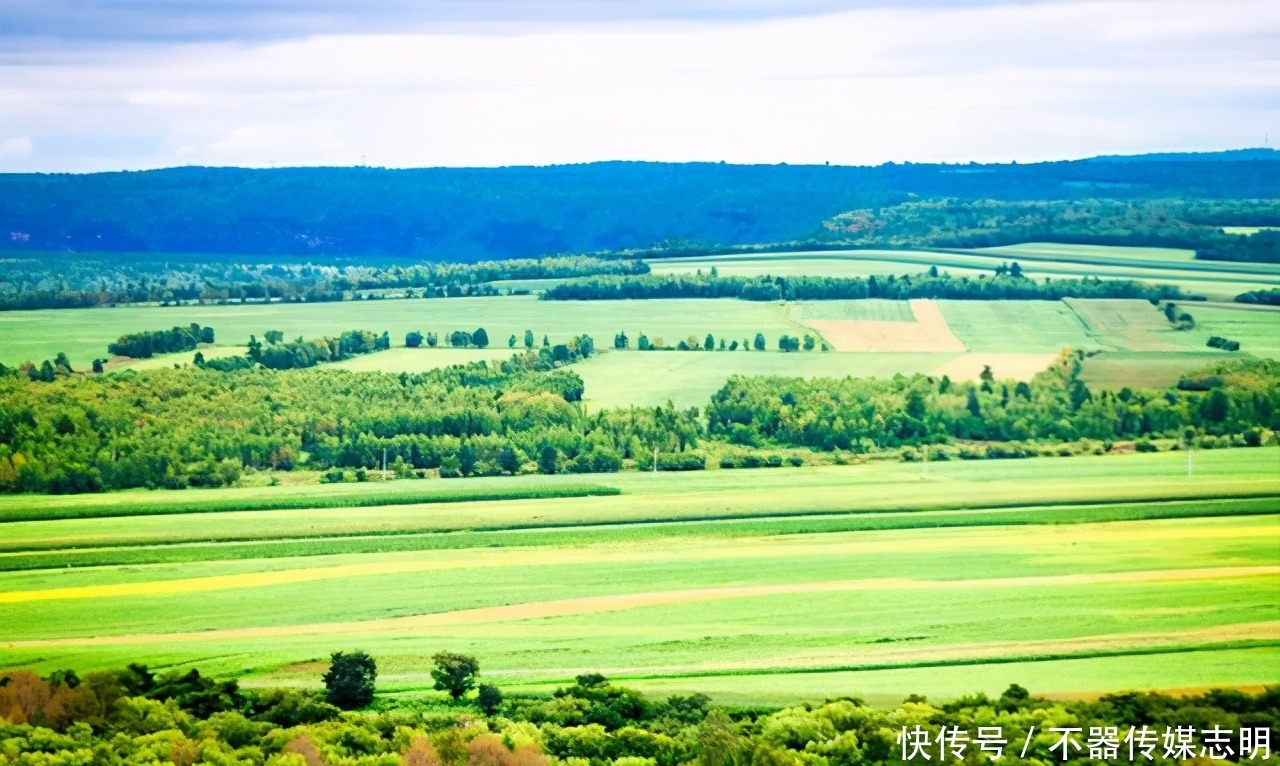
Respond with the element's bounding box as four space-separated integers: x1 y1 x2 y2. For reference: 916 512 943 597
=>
7 565 1277 647
3 519 1274 604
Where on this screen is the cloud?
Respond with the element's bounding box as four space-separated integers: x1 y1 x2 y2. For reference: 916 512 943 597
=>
0 0 1067 48
0 135 34 160
0 0 1276 172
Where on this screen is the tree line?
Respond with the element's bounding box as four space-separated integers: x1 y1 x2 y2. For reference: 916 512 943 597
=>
814 198 1280 264
1 339 1275 493
543 271 1189 302
0 255 648 311
3 656 1277 766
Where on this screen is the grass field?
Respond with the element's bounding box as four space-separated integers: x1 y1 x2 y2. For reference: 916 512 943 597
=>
0 296 806 369
1 449 1277 705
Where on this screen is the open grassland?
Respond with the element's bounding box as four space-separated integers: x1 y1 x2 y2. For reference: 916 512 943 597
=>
1193 305 1280 359
0 296 806 369
1221 226 1278 235
1078 351 1228 390
1 457 1276 706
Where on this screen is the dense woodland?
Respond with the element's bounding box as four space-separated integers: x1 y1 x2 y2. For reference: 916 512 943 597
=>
0 256 648 312
0 343 1275 493
542 272 1189 302
812 199 1280 263
2 659 1277 766
5 154 1277 261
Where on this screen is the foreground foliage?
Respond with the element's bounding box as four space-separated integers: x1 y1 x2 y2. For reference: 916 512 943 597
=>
1 663 1277 766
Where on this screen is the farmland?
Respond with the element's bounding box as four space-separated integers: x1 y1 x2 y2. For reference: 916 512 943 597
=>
1 449 1277 706
646 245 1280 301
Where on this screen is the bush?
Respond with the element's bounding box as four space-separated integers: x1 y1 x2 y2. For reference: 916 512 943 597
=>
1135 440 1159 453
655 453 706 471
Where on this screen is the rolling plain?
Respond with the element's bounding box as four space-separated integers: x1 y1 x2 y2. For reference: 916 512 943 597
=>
2 448 1278 706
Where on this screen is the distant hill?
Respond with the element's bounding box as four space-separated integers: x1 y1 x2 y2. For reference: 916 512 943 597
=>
1085 148 1280 163
3 153 1278 261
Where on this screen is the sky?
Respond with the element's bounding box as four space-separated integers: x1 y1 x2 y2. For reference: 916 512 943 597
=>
0 0 1277 172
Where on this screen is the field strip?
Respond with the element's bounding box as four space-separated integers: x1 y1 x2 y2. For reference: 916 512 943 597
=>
4 497 1272 566
799 299 966 352
470 622 1280 681
4 519 1275 600
8 566 1276 647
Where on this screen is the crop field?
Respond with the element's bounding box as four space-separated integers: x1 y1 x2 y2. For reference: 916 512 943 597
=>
976 242 1198 264
797 299 965 353
1 450 1277 706
646 247 1280 301
938 300 1099 352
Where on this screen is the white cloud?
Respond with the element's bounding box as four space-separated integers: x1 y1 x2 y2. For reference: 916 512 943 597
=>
0 134 34 161
0 0 1276 171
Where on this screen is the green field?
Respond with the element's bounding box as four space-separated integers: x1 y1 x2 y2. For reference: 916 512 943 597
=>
575 350 954 409
0 296 805 369
2 450 1277 705
791 299 917 322
938 300 1099 352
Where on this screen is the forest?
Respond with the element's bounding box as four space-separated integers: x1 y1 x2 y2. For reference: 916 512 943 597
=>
541 271 1190 302
3 154 1278 261
0 343 1275 493
811 199 1280 263
2 658 1277 766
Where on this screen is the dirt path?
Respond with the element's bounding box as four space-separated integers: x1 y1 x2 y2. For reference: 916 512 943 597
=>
8 565 1276 647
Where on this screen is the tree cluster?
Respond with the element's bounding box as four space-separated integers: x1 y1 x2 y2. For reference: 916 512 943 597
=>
543 272 1188 303
107 323 214 358
1235 288 1280 305
3 659 1278 766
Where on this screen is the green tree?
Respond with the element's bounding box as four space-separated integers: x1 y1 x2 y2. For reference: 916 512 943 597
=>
753 333 766 351
966 389 982 418
705 333 715 351
524 329 535 350
472 328 489 348
264 330 284 345
802 335 815 351
476 684 503 715
637 333 650 350
91 358 104 373
497 445 521 475
508 334 517 348
458 444 478 476
614 331 629 349
538 445 559 474
322 651 377 709
200 326 215 344
430 651 479 701
406 331 423 348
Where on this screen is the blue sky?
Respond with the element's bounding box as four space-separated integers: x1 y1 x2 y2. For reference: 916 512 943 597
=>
1 0 1277 172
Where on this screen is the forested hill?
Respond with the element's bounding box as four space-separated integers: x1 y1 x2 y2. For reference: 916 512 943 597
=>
2 152 1279 261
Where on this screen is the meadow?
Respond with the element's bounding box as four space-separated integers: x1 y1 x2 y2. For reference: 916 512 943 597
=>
1 449 1277 706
